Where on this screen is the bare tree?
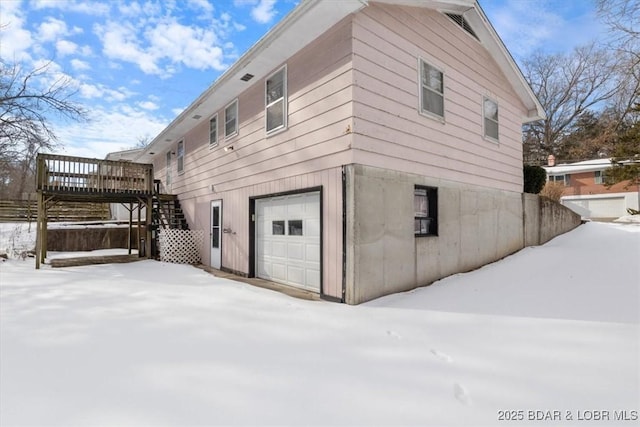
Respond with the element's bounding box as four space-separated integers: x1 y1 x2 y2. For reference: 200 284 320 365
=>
0 60 87 198
598 0 640 121
522 43 620 164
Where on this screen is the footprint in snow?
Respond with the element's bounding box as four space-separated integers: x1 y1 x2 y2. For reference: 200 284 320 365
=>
454 383 472 405
430 349 453 363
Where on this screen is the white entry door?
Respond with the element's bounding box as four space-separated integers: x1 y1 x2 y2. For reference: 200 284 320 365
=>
210 200 222 269
255 192 320 291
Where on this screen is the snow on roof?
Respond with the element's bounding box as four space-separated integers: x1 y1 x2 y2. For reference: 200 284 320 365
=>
543 158 613 175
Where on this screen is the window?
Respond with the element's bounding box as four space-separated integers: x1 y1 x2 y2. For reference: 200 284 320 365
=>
272 220 285 235
483 97 499 141
414 186 438 236
209 114 218 147
419 60 444 118
266 66 287 133
288 220 303 236
177 140 184 174
166 151 172 187
594 170 604 185
225 100 238 138
549 174 569 186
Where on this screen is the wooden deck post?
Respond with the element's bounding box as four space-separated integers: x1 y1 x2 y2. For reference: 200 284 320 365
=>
35 191 43 269
145 196 153 259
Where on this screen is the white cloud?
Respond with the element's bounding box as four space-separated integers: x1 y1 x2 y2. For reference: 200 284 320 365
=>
96 21 162 75
0 1 33 61
488 0 565 59
251 0 277 24
70 58 91 71
30 0 110 16
187 0 214 14
37 17 68 42
56 106 169 158
56 39 78 56
146 18 226 71
138 100 159 110
95 16 227 77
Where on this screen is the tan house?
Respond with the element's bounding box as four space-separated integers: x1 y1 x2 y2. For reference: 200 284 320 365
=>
135 0 548 304
544 158 640 219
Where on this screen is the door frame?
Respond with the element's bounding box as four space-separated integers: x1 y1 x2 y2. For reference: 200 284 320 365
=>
248 186 323 293
210 199 222 269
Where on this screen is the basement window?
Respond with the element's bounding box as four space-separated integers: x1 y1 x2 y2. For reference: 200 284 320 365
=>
414 186 438 236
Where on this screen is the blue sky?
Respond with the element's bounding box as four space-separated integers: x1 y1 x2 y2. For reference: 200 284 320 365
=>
0 0 605 159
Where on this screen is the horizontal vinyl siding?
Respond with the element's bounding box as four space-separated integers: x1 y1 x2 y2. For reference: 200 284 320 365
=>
185 168 344 299
162 18 354 200
351 4 528 192
151 17 354 299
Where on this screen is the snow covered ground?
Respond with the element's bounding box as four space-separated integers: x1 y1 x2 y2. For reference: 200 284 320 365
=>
1 221 639 426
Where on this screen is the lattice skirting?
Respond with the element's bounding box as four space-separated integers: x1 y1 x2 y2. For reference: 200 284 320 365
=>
158 229 204 264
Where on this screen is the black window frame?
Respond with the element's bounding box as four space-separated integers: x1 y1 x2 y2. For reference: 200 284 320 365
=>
414 185 438 237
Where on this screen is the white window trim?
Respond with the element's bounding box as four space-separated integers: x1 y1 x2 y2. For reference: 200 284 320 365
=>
177 140 185 175
265 65 288 136
224 99 239 140
594 170 604 185
417 57 445 123
209 113 218 148
482 96 499 142
550 174 569 186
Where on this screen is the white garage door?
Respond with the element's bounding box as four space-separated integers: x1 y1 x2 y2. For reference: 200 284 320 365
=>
563 196 625 218
256 192 321 291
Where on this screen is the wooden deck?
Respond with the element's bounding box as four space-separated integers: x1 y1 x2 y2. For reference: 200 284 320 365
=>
36 153 154 202
35 153 155 269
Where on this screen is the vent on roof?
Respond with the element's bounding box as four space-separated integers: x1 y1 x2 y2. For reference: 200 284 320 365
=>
192 114 202 120
445 12 478 40
240 73 254 82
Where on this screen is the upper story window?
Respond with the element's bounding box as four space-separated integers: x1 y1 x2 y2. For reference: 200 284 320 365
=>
594 170 604 184
209 114 218 147
225 99 238 138
414 186 438 236
177 140 184 174
549 174 569 186
266 66 287 134
419 60 444 119
483 97 499 141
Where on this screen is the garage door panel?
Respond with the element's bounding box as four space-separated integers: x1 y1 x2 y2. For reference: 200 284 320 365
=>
287 265 304 285
256 191 321 292
272 263 287 282
306 270 320 288
306 243 320 262
272 240 287 258
306 218 320 236
287 242 305 260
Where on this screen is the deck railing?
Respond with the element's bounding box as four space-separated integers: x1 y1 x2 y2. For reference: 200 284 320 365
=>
36 153 154 195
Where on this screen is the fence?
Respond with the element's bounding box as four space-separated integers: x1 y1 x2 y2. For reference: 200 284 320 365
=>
158 229 204 264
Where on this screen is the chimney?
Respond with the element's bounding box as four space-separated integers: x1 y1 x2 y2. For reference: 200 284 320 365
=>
547 154 556 167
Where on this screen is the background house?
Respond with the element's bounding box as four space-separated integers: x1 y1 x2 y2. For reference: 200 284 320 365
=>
544 158 640 220
135 0 579 304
